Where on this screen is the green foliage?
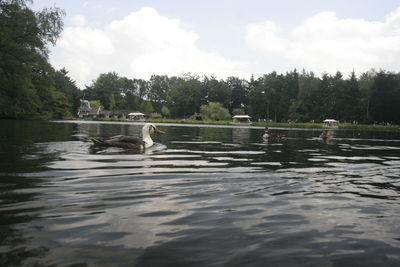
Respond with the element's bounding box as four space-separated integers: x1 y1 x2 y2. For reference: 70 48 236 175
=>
227 76 248 112
148 75 169 110
203 76 231 108
200 102 231 121
0 0 69 119
90 100 101 108
85 72 122 110
161 105 170 118
166 75 203 118
140 101 154 115
232 108 245 115
369 71 400 123
358 70 376 122
53 68 81 114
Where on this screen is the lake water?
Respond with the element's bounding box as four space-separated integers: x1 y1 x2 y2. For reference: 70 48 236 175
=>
1 120 400 266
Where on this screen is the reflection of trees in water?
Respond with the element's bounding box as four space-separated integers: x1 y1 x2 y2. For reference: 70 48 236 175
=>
83 123 144 139
0 121 67 265
232 127 251 144
74 123 91 140
162 126 198 140
1 120 74 144
0 121 75 173
0 179 48 266
198 127 231 143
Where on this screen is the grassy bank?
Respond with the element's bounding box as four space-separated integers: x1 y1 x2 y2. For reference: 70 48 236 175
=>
148 118 400 131
336 123 400 131
72 117 400 131
146 118 318 128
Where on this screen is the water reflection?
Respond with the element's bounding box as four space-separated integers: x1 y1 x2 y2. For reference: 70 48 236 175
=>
232 127 251 144
1 120 400 266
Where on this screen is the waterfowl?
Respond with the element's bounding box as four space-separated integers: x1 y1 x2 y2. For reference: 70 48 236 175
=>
263 127 281 142
91 123 165 150
319 130 331 140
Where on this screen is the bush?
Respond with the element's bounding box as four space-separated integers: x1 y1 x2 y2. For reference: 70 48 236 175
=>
161 106 170 118
200 102 231 121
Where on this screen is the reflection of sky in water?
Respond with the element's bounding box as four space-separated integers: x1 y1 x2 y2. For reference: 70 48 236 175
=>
2 121 400 266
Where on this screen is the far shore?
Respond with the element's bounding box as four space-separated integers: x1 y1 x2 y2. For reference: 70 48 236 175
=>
61 117 400 131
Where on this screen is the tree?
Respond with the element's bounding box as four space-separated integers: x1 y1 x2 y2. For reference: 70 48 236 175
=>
53 68 82 115
227 76 248 112
120 77 145 110
288 70 320 122
161 105 170 118
167 75 202 118
249 72 288 122
140 101 154 115
31 57 69 119
330 71 345 120
248 76 266 120
0 0 66 119
341 71 361 122
359 70 376 123
369 71 400 124
148 75 169 112
200 102 231 121
85 72 123 110
203 76 231 108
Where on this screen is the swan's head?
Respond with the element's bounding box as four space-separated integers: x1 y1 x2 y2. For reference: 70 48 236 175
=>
143 123 165 135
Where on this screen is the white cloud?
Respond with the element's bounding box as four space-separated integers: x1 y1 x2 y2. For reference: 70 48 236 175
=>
246 8 400 75
71 15 87 26
246 21 287 53
52 7 247 88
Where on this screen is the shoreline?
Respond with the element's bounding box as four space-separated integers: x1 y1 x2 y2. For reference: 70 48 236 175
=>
50 118 400 132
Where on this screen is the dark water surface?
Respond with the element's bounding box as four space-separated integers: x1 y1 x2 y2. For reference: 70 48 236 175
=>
1 120 400 266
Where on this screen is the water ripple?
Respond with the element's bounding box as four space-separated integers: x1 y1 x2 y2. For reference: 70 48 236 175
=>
1 122 400 266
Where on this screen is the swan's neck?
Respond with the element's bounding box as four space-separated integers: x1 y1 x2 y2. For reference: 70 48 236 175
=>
142 128 153 148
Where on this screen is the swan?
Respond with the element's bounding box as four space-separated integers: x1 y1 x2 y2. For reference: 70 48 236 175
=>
91 123 165 150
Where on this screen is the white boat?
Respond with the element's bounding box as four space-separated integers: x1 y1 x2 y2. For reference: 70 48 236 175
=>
323 119 339 129
128 112 146 121
232 115 252 125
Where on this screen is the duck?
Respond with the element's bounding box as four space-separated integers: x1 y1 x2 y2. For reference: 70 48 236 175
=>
319 130 331 140
91 123 165 150
262 127 282 142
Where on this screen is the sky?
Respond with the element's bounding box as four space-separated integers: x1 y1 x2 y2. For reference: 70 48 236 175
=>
31 0 400 88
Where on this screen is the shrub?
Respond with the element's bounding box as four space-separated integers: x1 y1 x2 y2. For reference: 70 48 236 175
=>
200 102 231 121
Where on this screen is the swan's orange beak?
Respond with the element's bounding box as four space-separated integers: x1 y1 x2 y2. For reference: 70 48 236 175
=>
155 128 165 134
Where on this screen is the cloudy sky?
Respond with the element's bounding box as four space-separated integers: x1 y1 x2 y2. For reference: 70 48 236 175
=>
31 0 400 88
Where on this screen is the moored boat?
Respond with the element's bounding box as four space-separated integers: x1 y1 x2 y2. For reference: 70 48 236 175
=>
231 115 252 125
323 119 339 129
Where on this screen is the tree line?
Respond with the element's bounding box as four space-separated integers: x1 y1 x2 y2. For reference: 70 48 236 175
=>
83 70 400 124
1 0 400 124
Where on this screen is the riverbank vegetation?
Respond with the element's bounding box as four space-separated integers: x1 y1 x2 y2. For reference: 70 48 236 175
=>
1 0 400 128
71 116 400 132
